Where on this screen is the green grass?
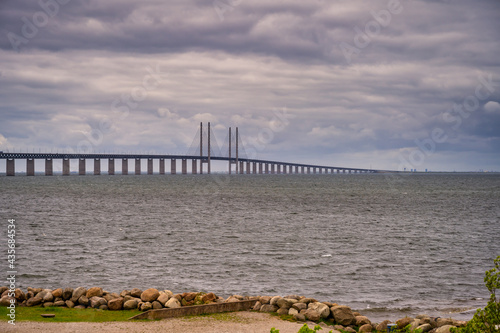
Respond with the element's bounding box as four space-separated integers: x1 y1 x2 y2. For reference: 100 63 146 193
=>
0 306 143 322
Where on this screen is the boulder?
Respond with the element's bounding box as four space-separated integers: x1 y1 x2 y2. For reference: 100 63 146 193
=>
277 308 289 315
259 296 272 304
182 292 197 302
104 293 120 302
0 296 14 306
165 297 181 308
120 290 131 297
62 288 73 300
253 301 262 311
99 305 108 310
292 302 308 311
289 308 299 316
86 287 103 298
436 318 454 327
436 325 456 333
225 296 240 303
26 296 43 307
294 312 306 322
396 317 413 329
260 304 278 313
277 298 293 309
309 302 330 319
43 302 54 307
74 305 86 309
123 299 139 310
152 301 163 309
375 320 392 331
90 296 107 309
157 292 171 305
42 290 54 302
130 288 143 298
359 324 373 332
301 298 317 304
140 302 152 311
163 290 174 298
141 288 160 302
355 315 371 326
65 300 75 308
304 308 321 322
108 298 124 311
52 288 63 298
54 300 65 307
331 305 356 326
417 324 433 332
78 295 90 306
71 287 87 303
201 292 217 304
270 296 282 306
0 287 7 295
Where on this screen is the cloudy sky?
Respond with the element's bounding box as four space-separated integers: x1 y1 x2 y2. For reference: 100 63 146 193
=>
1 0 499 172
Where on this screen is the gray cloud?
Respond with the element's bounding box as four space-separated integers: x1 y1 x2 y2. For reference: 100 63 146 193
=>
0 0 499 171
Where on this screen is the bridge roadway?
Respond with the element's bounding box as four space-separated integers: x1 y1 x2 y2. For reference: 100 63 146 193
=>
0 152 380 176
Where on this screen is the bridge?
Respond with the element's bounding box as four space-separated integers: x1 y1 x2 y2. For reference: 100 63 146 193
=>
0 123 382 176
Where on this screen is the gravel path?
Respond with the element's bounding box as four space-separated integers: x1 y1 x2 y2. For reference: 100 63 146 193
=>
0 311 311 333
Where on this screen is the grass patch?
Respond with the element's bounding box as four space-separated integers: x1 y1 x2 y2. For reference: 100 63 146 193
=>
0 306 143 322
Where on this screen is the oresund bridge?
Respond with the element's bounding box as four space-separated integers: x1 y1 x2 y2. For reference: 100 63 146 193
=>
0 123 383 176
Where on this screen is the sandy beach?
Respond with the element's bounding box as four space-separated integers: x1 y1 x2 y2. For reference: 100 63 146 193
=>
0 311 314 333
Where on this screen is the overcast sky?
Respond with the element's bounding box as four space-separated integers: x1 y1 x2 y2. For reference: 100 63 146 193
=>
1 0 499 172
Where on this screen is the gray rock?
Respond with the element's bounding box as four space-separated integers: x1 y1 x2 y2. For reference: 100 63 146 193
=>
90 296 107 309
331 305 356 326
288 308 299 316
292 302 308 311
436 325 456 333
152 301 163 309
304 309 321 322
140 302 152 311
359 324 373 332
165 297 181 308
71 287 87 303
65 300 75 308
277 308 289 315
260 304 278 312
78 295 90 306
157 292 170 306
252 301 262 311
355 315 371 326
123 299 139 310
130 288 143 298
259 296 271 304
26 296 43 307
62 288 73 300
277 298 293 309
417 323 433 332
293 313 306 322
309 302 330 319
270 296 282 306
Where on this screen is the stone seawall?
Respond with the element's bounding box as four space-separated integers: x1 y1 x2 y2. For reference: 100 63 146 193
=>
0 286 467 332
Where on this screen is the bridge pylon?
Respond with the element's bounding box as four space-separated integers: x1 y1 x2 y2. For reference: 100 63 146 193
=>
199 122 211 174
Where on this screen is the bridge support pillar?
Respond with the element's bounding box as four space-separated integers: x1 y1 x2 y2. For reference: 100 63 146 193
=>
94 158 101 175
307 167 310 174
27 158 35 176
171 159 176 174
122 159 128 175
108 158 114 175
265 163 269 174
79 159 85 175
148 158 153 175
239 161 244 174
135 158 141 175
46 158 53 176
259 163 263 174
192 159 197 174
277 164 281 174
246 161 250 174
160 158 165 175
283 165 287 175
182 159 187 174
271 164 275 174
252 162 257 174
319 168 322 174
6 159 15 176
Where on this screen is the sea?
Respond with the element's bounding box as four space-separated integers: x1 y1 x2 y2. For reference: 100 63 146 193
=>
0 172 499 322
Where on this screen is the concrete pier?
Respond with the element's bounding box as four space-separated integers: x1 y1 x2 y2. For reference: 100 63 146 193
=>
122 159 128 175
27 158 35 176
277 164 281 174
171 159 176 174
319 168 322 174
62 159 70 176
259 163 263 174
94 158 101 175
307 167 310 174
182 159 187 174
192 159 197 174
135 158 141 175
79 159 85 175
160 158 165 175
271 164 275 174
46 158 53 176
265 163 269 174
148 158 153 175
246 161 250 174
239 161 244 174
108 158 115 175
6 159 15 176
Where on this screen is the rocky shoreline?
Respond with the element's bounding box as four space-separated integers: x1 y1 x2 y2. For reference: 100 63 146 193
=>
1 286 467 332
